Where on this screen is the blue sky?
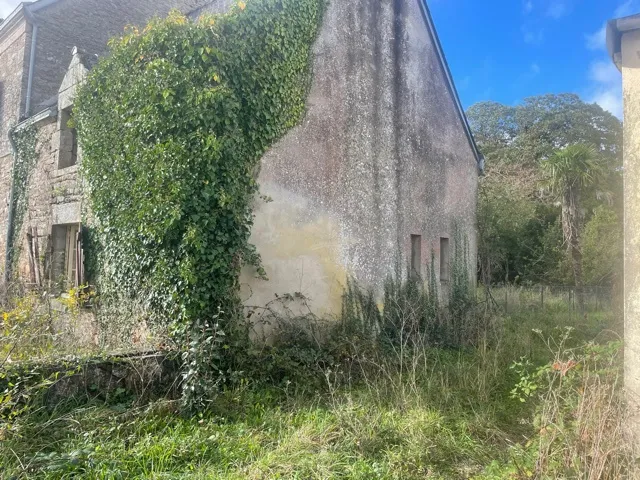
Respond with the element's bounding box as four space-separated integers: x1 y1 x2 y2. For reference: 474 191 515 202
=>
430 0 634 118
0 0 631 118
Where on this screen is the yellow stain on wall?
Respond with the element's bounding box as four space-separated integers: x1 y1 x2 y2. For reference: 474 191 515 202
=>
241 185 349 318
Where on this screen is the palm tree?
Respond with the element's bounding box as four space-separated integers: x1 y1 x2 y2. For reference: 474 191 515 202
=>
541 144 606 312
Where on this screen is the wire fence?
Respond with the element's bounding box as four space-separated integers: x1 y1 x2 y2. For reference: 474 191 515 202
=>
482 285 614 313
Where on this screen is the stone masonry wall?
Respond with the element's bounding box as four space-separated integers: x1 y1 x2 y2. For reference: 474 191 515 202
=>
28 0 214 113
1 0 232 279
0 19 30 274
13 49 92 285
14 118 59 281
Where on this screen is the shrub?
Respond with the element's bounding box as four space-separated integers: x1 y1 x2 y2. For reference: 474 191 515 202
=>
485 333 632 479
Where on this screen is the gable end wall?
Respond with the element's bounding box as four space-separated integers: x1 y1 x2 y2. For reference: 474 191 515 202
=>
241 0 478 317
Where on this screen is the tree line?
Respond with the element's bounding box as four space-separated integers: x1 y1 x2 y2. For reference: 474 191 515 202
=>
467 94 623 302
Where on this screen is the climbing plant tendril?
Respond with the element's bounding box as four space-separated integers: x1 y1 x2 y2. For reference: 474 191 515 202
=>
74 0 326 409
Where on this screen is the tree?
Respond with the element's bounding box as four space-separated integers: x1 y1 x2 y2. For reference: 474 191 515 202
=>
540 144 607 311
468 94 622 169
467 95 622 287
582 205 623 287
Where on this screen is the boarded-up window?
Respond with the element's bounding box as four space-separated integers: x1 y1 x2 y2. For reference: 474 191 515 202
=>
440 237 450 282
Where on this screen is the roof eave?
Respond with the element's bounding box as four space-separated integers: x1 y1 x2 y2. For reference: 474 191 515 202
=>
0 0 62 39
14 105 57 131
607 14 640 72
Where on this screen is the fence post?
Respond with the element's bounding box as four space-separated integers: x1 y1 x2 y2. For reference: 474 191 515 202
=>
540 285 544 308
568 289 572 311
505 288 508 313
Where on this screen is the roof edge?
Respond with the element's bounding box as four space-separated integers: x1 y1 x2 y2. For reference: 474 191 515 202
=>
417 0 483 172
27 0 60 13
607 13 640 71
14 105 57 131
0 3 28 40
0 0 61 39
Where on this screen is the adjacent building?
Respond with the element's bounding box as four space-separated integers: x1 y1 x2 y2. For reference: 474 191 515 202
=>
0 0 480 328
607 13 640 442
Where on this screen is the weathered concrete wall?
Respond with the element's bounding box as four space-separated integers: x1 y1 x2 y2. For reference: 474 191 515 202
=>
620 27 640 440
240 0 478 316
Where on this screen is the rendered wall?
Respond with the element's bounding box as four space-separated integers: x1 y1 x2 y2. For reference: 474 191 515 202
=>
621 27 640 439
239 0 478 317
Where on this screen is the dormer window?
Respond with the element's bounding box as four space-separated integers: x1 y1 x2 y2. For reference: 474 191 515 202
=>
58 107 77 169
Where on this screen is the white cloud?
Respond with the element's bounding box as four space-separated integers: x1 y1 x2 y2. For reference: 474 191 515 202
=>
615 0 637 17
531 63 541 75
522 26 544 45
523 1 533 14
546 1 569 19
589 61 621 85
586 60 623 118
583 1 632 118
590 88 623 119
585 1 639 50
585 25 606 50
0 0 20 19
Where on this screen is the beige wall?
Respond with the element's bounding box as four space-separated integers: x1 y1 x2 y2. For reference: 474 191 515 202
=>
620 27 640 439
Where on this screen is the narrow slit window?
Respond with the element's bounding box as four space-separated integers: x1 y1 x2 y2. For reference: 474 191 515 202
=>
411 234 422 277
440 237 450 282
58 108 78 169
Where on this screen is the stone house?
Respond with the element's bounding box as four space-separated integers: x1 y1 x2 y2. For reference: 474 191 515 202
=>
0 0 481 323
0 0 231 288
607 12 640 443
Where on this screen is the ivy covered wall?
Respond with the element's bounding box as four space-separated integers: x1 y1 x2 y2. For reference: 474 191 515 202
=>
75 0 327 406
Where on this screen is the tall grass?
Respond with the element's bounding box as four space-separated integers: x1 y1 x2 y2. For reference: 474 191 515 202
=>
0 278 634 479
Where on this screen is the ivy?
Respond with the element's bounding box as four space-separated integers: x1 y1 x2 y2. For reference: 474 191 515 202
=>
7 125 39 276
74 0 325 409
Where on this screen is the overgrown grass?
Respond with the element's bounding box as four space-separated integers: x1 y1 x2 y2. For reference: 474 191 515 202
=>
1 348 522 479
0 290 632 479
